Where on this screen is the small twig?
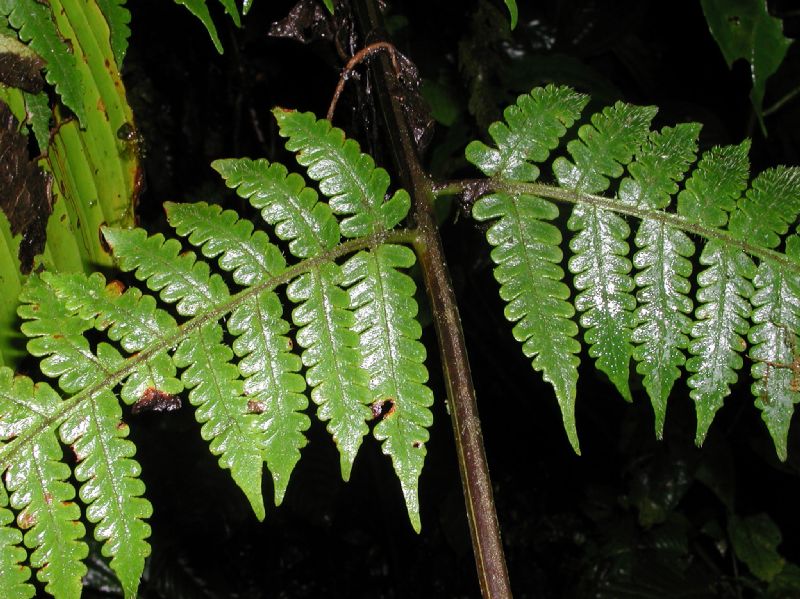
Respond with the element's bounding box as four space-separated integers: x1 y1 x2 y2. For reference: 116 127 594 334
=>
327 41 400 122
763 85 800 117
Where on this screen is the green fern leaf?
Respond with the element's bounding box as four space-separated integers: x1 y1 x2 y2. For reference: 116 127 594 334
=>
228 290 309 505
95 0 130 66
465 85 589 180
473 193 581 450
165 201 287 285
165 201 309 505
288 263 371 479
174 321 267 519
60 395 151 598
0 484 33 599
0 372 87 599
19 275 152 597
274 108 411 238
7 435 87 599
104 228 268 519
213 158 340 258
622 123 700 436
748 236 800 460
103 228 230 316
466 85 587 451
687 240 756 443
41 272 183 406
555 101 658 402
677 141 751 227
1 0 86 124
729 167 800 248
679 144 754 444
342 244 433 531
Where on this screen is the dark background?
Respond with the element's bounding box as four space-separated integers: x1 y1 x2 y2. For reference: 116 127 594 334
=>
84 1 800 597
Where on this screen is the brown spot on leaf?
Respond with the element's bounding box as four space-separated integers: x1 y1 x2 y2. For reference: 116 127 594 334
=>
17 510 36 529
371 398 395 420
132 388 181 415
247 400 266 414
106 279 125 295
0 101 52 273
43 492 53 504
412 441 422 449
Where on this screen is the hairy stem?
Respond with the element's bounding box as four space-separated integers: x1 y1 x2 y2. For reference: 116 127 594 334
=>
350 1 512 597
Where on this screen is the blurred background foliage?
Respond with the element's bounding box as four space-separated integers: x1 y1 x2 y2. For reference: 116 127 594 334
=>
8 0 800 596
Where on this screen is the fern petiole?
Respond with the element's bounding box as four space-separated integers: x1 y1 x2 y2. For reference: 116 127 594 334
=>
435 178 800 276
0 228 416 470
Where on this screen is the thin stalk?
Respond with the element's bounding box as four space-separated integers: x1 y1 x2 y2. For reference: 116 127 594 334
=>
434 178 800 276
350 1 512 597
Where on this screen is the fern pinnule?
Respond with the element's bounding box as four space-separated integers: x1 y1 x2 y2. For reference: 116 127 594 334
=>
467 85 587 451
166 201 286 286
103 228 230 316
212 157 339 257
557 101 658 403
624 123 700 437
342 244 433 531
274 108 411 237
748 237 800 460
0 484 32 599
228 290 309 506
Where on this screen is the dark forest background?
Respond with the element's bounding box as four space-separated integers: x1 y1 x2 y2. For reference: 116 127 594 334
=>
85 1 800 597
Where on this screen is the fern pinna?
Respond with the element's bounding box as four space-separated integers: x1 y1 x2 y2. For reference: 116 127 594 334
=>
0 108 433 598
0 86 799 598
467 85 800 458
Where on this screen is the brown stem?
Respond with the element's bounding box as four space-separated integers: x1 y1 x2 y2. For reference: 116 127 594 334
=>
327 41 400 122
350 2 513 597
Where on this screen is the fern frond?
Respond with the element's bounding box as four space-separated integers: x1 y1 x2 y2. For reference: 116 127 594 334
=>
274 108 411 238
466 85 587 450
556 101 657 402
469 85 800 455
1 0 85 123
622 123 700 436
0 371 87 599
342 244 433 531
